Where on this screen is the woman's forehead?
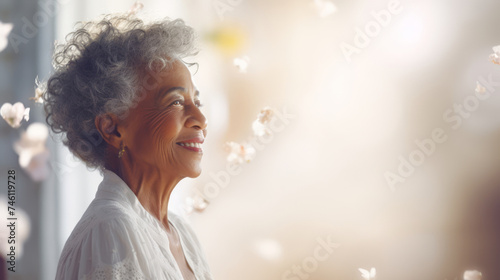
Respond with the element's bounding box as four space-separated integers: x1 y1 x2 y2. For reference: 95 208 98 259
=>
139 60 195 91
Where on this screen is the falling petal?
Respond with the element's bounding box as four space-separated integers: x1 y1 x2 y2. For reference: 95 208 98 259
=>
252 107 276 137
314 0 337 18
226 107 279 164
463 270 482 280
22 150 51 182
359 267 376 280
252 119 271 137
493 45 500 54
226 141 256 164
233 55 250 73
186 194 209 214
359 268 369 279
370 268 376 278
475 81 486 94
1 102 30 128
0 21 13 52
13 122 51 182
26 122 49 142
31 76 45 103
128 1 144 15
242 144 256 162
489 45 500 65
24 107 30 121
489 53 500 65
31 88 44 103
257 107 275 124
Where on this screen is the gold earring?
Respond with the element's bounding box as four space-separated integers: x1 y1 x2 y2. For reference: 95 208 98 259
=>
118 142 125 158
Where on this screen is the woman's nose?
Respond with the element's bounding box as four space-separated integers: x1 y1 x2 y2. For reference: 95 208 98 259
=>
186 104 208 131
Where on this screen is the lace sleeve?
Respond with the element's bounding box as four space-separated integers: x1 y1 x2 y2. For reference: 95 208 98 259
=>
84 256 147 280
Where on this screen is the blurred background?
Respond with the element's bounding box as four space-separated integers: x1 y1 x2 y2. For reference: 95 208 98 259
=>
1 0 500 279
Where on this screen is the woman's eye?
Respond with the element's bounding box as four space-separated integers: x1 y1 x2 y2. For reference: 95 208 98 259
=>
195 100 203 108
171 100 183 106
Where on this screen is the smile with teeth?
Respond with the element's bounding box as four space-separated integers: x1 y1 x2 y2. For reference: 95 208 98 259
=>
177 142 202 148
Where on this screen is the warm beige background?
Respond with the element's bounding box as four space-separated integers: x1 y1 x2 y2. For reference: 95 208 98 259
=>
2 0 500 279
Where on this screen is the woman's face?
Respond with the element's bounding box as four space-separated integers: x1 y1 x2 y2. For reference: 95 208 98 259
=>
120 60 207 178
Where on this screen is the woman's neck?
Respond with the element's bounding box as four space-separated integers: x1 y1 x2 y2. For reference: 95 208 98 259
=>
107 157 181 232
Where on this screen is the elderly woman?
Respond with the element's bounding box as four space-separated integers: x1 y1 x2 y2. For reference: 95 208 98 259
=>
43 14 212 279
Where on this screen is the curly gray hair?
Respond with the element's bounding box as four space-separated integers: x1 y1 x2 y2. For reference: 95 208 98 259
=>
42 13 198 170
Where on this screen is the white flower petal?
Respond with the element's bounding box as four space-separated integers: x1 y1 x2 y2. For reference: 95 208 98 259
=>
26 122 49 143
0 103 13 118
358 267 376 280
128 1 144 15
314 0 337 18
225 141 256 164
492 45 500 54
24 107 30 121
252 119 268 137
359 268 369 278
0 21 14 52
19 151 32 168
233 56 250 73
1 102 29 128
370 267 376 277
475 81 486 94
33 76 46 104
489 46 500 65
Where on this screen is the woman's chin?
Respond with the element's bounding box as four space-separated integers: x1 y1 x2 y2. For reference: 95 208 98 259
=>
185 167 202 178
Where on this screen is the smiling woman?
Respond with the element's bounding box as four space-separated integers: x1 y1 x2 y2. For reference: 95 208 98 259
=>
41 13 213 280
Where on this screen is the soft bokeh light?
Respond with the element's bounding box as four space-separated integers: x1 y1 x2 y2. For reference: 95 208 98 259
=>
2 0 500 279
253 238 283 261
0 21 13 52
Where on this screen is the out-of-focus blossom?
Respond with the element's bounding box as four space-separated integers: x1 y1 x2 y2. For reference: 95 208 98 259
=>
313 0 337 18
205 25 247 56
233 55 250 73
185 194 209 214
226 141 256 164
1 102 30 128
475 81 486 95
30 76 45 104
226 107 278 164
0 21 13 52
489 45 500 65
127 1 144 15
463 270 482 280
252 119 270 137
0 196 31 257
252 107 276 137
359 267 376 280
13 122 51 182
256 107 275 124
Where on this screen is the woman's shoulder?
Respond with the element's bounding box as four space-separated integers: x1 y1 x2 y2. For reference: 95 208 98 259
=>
56 200 158 279
55 200 147 279
68 198 137 240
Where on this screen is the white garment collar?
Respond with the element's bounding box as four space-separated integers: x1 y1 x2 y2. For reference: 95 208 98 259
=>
96 169 177 236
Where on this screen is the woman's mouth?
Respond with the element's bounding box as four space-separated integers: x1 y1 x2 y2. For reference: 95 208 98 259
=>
176 142 203 152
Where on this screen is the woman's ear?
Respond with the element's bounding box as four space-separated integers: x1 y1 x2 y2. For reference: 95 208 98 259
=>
95 114 122 149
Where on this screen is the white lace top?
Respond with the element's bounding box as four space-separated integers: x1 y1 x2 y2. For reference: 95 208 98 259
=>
55 169 213 280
